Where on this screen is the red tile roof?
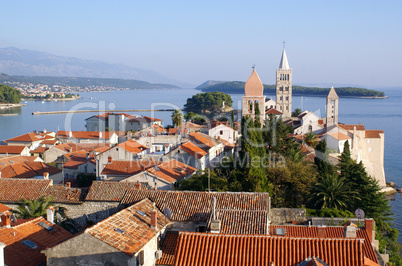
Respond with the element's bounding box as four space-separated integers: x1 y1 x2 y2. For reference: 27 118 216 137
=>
54 142 111 153
0 161 61 179
6 132 54 143
63 154 95 169
0 217 72 266
117 139 148 155
87 198 169 256
0 202 10 213
127 115 162 122
328 132 351 141
56 131 116 139
338 123 365 131
40 139 58 145
189 132 219 150
101 160 159 176
118 190 269 222
146 159 197 183
156 231 179 265
173 232 366 266
30 146 48 154
265 107 282 115
85 181 150 202
207 209 269 234
269 225 378 263
179 141 207 159
43 185 86 204
365 130 384 139
0 145 26 154
0 178 51 202
0 156 40 170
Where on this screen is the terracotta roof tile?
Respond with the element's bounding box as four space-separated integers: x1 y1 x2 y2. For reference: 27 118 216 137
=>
56 131 116 139
179 141 207 159
207 209 269 234
146 159 197 183
117 139 148 155
365 130 384 139
85 181 150 202
0 161 61 179
173 232 365 266
43 185 86 204
127 115 163 122
338 123 365 131
101 160 159 176
0 156 40 170
30 146 48 154
0 217 72 266
156 231 179 265
270 225 378 263
40 139 58 145
0 179 51 202
189 132 219 150
0 145 26 154
118 190 269 222
87 198 169 256
265 107 282 115
6 132 54 143
328 132 351 141
63 154 95 169
0 202 10 213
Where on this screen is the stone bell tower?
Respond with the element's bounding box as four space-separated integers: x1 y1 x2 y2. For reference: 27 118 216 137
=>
326 86 339 128
242 68 266 125
276 44 292 117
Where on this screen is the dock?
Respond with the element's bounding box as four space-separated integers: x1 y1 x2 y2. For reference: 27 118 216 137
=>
32 109 177 115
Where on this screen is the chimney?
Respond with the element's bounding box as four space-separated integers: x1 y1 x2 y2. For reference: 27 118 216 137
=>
43 172 49 180
66 182 71 188
108 156 113 164
150 203 157 229
0 212 11 228
365 218 375 243
46 207 54 224
99 132 102 139
0 241 6 266
210 197 221 233
134 181 141 190
344 224 357 238
317 225 326 238
69 131 72 138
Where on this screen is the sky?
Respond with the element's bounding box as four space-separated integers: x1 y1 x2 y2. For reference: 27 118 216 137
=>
2 0 402 88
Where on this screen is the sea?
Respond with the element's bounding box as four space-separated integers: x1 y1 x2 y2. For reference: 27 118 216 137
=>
1 88 401 241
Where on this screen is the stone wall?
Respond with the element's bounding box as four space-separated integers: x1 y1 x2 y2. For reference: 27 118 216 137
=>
270 208 306 224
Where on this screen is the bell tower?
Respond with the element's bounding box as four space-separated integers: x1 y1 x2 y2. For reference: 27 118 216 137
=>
276 43 292 117
326 86 339 128
242 68 266 125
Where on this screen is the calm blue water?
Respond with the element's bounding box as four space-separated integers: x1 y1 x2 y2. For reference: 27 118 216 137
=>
1 88 401 240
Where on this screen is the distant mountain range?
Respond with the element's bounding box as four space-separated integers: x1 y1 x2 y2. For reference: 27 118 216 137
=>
0 47 191 87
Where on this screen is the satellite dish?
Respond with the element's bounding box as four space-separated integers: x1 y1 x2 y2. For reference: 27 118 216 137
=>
355 208 365 219
56 213 63 223
10 214 17 223
164 207 172 219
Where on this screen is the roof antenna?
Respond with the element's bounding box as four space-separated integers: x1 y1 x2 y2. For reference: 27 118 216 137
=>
252 64 256 70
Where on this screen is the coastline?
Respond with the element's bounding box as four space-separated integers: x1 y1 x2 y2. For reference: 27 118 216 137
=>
0 103 27 109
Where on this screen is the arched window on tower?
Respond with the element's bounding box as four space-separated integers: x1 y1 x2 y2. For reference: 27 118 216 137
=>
308 125 313 133
248 100 253 113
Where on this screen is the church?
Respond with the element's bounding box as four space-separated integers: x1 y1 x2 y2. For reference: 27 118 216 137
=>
241 46 386 187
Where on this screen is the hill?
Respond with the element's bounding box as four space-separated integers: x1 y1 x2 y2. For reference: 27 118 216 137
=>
196 81 386 98
0 73 180 90
0 47 190 87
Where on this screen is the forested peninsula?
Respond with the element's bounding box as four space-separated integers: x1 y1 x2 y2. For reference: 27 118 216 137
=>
0 84 21 104
196 81 386 98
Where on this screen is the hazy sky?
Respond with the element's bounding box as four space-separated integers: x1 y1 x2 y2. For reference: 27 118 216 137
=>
2 1 402 88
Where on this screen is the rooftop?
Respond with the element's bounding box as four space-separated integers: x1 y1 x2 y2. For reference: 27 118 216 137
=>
188 132 220 150
116 139 148 155
146 159 197 183
85 181 150 202
338 123 365 131
328 132 351 141
0 145 27 154
118 190 269 222
0 217 72 266
365 130 384 139
173 232 368 266
56 131 116 139
6 132 54 143
0 161 61 179
244 69 264 97
265 107 282 115
179 141 207 159
86 198 169 256
101 160 160 177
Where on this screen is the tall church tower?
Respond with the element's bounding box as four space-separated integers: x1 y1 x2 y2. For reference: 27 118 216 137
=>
326 86 339 128
242 68 266 125
276 45 292 117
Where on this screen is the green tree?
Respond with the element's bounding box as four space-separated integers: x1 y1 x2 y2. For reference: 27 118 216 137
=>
177 170 229 191
184 91 232 114
291 108 302 117
13 196 66 220
304 132 318 148
76 173 96 187
0 84 22 104
308 173 359 210
171 109 183 127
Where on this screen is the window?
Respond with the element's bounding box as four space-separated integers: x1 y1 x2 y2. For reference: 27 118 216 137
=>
368 147 372 152
220 130 223 135
286 96 289 101
308 125 313 133
280 86 283 91
285 87 289 91
280 96 283 101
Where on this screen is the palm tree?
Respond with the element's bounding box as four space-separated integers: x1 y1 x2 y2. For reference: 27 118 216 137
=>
304 132 318 148
171 109 183 127
13 196 66 219
308 173 359 210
